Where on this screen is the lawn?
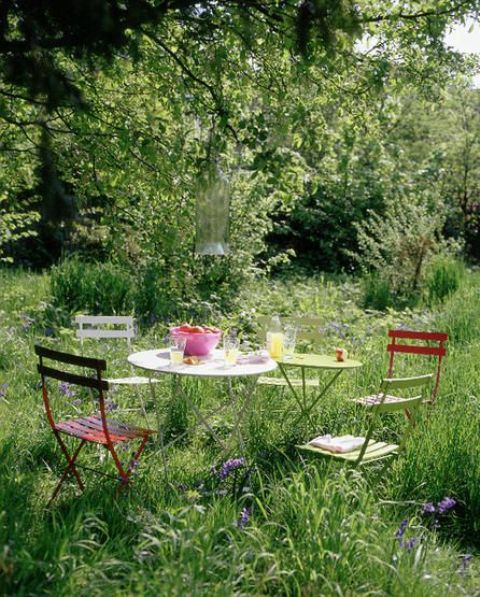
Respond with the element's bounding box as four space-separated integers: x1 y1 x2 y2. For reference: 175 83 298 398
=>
1 268 480 595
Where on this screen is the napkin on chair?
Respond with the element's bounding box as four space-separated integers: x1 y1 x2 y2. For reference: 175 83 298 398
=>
308 434 365 453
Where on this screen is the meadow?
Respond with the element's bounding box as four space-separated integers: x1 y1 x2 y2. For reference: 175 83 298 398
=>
1 267 480 595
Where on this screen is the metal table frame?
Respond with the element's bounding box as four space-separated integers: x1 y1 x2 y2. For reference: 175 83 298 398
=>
127 349 277 466
276 353 363 426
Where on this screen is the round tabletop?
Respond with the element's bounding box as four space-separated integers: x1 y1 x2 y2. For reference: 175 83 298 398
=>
277 353 363 370
128 349 278 378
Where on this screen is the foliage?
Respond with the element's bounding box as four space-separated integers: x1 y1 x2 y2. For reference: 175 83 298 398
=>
50 257 136 316
353 193 460 306
426 256 464 304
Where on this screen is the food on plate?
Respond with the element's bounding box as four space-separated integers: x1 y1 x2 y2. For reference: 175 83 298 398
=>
183 356 201 365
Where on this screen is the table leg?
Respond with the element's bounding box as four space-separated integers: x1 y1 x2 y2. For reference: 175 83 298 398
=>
278 363 312 423
291 370 343 428
228 377 258 452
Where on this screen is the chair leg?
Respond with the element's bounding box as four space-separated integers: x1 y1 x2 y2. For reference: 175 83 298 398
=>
49 437 86 505
111 434 150 498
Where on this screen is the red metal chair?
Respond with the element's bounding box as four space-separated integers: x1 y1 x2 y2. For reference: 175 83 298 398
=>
35 345 156 504
354 329 448 408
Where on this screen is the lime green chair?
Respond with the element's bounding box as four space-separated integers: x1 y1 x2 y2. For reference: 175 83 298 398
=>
297 374 432 467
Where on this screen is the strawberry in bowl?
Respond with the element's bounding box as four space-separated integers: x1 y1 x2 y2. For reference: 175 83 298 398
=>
170 324 222 356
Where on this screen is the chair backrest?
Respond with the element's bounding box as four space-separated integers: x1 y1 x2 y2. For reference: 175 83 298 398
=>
35 345 109 431
356 373 433 465
257 315 323 344
75 315 135 344
387 329 448 402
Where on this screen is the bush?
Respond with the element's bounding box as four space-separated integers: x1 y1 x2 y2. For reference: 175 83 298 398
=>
51 257 135 315
361 273 394 311
426 257 463 304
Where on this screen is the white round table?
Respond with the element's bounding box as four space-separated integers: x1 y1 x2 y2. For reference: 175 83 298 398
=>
127 349 277 454
128 349 277 378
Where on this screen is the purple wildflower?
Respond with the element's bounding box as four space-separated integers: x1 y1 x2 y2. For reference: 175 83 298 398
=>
459 554 473 574
401 537 418 551
59 382 75 398
106 399 118 413
72 398 82 408
128 459 139 472
395 518 409 541
0 384 8 399
237 506 252 528
422 502 436 515
437 497 456 514
218 457 246 480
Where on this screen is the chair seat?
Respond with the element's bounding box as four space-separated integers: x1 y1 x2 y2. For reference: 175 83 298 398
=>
55 415 156 444
353 394 405 407
258 376 320 387
105 376 162 385
297 438 398 462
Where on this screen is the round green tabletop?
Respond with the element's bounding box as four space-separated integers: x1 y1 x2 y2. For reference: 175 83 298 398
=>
277 353 363 370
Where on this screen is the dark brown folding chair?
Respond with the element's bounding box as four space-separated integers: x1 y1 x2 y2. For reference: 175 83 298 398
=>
35 345 156 504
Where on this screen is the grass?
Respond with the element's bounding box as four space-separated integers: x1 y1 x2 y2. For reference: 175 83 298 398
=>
1 267 480 594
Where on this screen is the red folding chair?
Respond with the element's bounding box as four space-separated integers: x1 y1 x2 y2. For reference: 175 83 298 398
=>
386 329 448 404
354 329 448 408
35 345 156 504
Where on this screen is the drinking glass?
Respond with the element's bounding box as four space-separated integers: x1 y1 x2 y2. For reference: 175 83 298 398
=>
169 336 187 366
283 325 297 360
224 336 240 366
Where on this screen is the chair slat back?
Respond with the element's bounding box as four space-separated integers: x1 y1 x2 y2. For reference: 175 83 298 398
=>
373 374 433 414
35 345 108 391
35 345 107 370
75 315 135 341
387 329 448 403
382 374 433 392
37 364 109 391
35 344 109 431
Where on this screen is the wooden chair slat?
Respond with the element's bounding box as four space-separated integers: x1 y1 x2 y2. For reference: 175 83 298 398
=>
387 343 446 357
75 315 134 325
76 329 135 339
35 344 106 370
382 374 433 391
372 394 423 414
38 364 109 391
389 329 448 342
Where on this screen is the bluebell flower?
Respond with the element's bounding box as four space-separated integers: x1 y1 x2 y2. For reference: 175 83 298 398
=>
0 383 8 399
218 457 245 480
459 554 473 574
237 506 252 528
128 460 139 473
59 382 75 398
437 496 456 514
422 502 436 515
395 518 409 540
401 537 417 551
106 399 118 413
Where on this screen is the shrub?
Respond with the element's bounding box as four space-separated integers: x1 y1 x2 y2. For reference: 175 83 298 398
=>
361 273 394 311
353 193 462 307
51 257 135 315
426 257 463 304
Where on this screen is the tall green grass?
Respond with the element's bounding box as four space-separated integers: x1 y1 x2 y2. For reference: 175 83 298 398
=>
1 268 479 594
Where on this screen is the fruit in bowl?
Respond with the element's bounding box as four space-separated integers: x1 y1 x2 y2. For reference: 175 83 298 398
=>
170 324 222 356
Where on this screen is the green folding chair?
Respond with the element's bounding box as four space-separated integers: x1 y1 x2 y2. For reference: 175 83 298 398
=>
297 374 433 467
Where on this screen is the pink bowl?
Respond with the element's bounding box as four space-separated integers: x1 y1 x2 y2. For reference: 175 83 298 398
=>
170 327 222 356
